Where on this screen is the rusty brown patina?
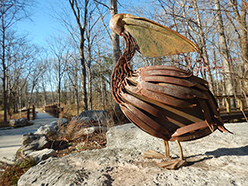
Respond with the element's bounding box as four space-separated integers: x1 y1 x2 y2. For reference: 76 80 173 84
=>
110 13 231 170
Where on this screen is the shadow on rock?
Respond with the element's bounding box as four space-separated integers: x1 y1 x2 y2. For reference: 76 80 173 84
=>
205 145 248 158
185 155 213 167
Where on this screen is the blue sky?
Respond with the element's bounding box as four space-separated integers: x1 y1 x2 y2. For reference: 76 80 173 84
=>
15 0 144 46
16 0 65 46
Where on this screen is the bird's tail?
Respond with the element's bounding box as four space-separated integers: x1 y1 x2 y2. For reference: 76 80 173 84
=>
217 125 233 134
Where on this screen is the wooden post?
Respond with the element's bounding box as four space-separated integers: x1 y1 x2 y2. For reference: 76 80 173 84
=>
56 107 59 118
225 97 231 114
27 108 30 120
239 99 244 112
32 105 35 120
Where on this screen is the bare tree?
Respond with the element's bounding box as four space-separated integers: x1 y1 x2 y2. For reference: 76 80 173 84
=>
213 0 236 107
48 35 71 107
110 0 120 65
109 0 125 121
69 0 88 111
0 0 33 121
229 0 248 94
67 50 81 115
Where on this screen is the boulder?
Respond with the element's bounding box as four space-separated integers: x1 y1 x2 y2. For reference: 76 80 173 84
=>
8 119 16 127
18 123 248 186
73 110 113 127
80 126 108 135
22 133 50 152
8 118 30 128
35 118 68 135
24 148 57 163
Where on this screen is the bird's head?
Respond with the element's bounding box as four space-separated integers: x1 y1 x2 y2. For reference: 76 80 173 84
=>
110 14 132 35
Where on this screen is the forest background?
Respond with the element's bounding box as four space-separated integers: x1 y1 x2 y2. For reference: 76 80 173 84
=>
0 0 247 122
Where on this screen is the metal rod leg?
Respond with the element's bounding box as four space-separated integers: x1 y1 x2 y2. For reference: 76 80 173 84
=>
175 140 184 160
164 140 170 157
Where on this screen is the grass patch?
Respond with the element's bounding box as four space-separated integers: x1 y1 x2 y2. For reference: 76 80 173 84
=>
0 157 37 186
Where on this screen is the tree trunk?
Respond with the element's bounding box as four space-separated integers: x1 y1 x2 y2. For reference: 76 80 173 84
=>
110 0 120 65
1 16 7 122
214 0 236 107
87 31 92 110
231 0 248 94
190 0 214 93
239 2 248 93
80 34 88 111
110 0 123 121
69 0 88 111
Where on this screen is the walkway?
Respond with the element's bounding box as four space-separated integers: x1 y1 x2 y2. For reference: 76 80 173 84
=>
0 110 58 162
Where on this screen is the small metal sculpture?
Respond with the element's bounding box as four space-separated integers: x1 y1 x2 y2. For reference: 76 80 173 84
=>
110 13 230 169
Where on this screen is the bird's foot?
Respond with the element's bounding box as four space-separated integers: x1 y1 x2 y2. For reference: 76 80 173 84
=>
157 159 186 170
142 149 186 170
142 149 167 159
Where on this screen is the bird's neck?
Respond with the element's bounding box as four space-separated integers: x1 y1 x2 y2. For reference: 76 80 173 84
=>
111 30 136 104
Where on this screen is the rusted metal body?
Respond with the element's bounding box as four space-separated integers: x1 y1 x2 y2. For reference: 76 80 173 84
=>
110 13 231 169
111 30 229 143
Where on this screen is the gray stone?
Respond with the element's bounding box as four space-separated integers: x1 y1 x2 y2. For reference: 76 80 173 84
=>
22 133 50 152
8 118 29 128
57 118 68 126
24 148 57 163
74 110 113 127
35 118 68 135
18 123 248 186
81 126 108 135
8 119 16 127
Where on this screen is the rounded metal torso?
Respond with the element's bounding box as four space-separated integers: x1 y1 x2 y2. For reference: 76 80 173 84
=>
111 31 228 142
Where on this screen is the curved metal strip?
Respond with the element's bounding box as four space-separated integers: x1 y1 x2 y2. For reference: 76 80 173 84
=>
169 127 212 141
140 81 208 100
125 84 195 108
124 84 204 123
171 121 209 138
143 76 196 87
139 68 191 78
120 104 169 139
121 93 168 120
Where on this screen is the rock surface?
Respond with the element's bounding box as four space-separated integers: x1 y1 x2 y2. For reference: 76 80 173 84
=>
22 133 50 152
73 110 113 127
35 118 68 135
18 123 248 186
8 118 31 128
24 148 57 163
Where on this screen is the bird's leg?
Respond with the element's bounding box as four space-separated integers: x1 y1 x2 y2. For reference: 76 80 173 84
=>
157 140 186 170
142 140 170 159
142 140 186 169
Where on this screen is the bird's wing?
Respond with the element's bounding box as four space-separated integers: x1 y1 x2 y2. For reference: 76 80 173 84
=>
121 14 199 57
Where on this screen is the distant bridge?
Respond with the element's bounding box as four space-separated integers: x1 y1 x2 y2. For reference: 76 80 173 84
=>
215 95 248 122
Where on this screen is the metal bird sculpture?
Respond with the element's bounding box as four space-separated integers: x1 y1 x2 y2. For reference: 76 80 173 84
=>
110 13 230 170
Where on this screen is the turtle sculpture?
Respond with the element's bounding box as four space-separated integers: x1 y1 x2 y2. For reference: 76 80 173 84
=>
110 13 230 169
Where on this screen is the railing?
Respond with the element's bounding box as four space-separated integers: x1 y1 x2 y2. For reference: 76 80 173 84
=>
21 105 36 120
215 95 248 122
44 104 63 118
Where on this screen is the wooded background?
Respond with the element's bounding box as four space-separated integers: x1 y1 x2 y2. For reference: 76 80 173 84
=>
0 0 247 122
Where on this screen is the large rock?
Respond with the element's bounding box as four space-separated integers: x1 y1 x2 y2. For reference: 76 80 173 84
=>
18 123 248 186
8 118 31 128
24 148 57 163
73 110 113 127
35 118 68 135
22 133 50 152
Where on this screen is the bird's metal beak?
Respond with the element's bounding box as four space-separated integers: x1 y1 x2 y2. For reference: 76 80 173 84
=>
110 14 137 35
